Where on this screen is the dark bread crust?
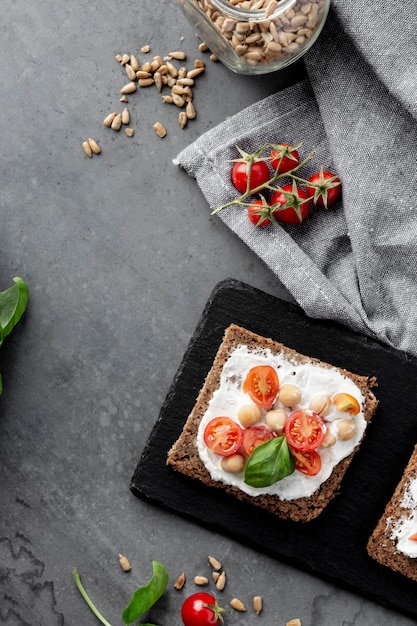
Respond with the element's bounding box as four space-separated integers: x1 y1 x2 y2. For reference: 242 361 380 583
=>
167 324 378 522
367 444 417 581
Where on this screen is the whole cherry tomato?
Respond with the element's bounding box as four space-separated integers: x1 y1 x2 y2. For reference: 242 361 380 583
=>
306 168 341 208
270 143 300 174
231 159 270 194
271 182 311 225
247 199 271 227
181 593 227 626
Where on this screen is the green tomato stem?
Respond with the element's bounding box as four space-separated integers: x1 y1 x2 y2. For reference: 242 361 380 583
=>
73 569 113 626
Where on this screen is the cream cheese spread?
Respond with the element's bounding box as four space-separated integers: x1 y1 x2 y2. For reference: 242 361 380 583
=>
197 344 367 500
388 477 417 557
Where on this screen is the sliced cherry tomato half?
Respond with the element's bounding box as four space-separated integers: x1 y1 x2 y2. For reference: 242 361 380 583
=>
243 365 279 408
332 392 361 416
203 417 243 457
241 424 275 457
284 409 326 451
291 447 322 476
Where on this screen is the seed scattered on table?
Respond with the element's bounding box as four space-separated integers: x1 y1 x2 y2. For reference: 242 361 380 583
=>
125 128 135 137
153 121 167 138
286 620 302 626
111 113 122 130
120 81 137 94
253 595 263 615
174 572 186 590
121 107 130 124
103 112 117 127
87 138 101 154
178 111 188 128
230 598 246 612
215 570 226 591
118 553 131 572
208 555 222 570
193 575 209 585
82 141 92 157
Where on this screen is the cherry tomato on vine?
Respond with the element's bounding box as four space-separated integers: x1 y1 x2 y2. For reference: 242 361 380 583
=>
306 168 342 208
181 593 227 626
271 182 311 225
270 143 300 174
203 417 243 456
284 409 326 451
243 365 280 407
247 199 271 227
242 424 275 456
290 447 322 476
231 159 270 194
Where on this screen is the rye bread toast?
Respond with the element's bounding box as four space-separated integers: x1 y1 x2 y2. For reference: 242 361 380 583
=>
167 324 378 522
367 444 417 581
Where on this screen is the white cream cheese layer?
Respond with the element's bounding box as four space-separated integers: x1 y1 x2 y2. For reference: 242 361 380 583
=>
197 345 367 501
388 478 417 557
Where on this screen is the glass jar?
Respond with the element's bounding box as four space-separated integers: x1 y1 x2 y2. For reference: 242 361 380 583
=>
176 0 330 75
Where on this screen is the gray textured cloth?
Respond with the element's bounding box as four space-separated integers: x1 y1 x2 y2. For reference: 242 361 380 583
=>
176 1 417 357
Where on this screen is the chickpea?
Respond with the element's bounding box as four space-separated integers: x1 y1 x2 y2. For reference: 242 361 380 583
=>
266 409 288 434
278 383 302 408
309 394 331 417
336 418 356 441
221 454 246 474
321 428 336 448
237 404 262 428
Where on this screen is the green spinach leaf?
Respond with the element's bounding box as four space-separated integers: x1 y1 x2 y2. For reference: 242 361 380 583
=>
244 435 295 488
122 561 168 625
0 277 29 346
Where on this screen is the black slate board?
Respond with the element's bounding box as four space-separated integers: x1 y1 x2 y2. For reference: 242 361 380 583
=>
131 278 417 621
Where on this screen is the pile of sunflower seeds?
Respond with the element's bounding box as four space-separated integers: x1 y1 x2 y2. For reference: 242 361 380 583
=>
108 45 211 138
82 43 214 156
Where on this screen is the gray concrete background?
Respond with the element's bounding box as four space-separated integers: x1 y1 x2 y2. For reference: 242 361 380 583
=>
0 1 414 625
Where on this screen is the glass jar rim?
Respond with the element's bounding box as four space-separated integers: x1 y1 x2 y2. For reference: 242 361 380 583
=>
209 0 298 22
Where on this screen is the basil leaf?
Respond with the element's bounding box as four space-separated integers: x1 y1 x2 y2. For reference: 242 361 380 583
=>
244 436 295 488
0 277 29 343
122 561 168 625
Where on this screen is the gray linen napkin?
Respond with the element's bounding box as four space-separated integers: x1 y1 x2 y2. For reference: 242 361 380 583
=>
176 1 417 357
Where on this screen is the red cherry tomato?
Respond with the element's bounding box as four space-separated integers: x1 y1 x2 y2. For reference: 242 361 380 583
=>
181 593 225 626
271 183 311 225
203 417 243 456
284 409 326 451
243 365 280 407
270 144 300 174
306 169 341 209
247 199 271 227
231 159 270 194
291 447 322 476
242 424 275 457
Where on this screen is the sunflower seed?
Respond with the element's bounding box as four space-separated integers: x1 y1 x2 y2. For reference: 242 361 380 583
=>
87 138 101 154
153 122 166 138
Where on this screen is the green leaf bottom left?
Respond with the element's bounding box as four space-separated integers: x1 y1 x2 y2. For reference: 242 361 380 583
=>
122 561 169 625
